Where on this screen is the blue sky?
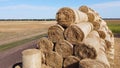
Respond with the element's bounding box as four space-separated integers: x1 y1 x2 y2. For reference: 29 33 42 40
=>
0 0 120 19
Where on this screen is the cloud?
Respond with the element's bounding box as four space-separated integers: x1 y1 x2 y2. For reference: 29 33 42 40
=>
87 1 120 18
0 4 57 10
89 1 120 9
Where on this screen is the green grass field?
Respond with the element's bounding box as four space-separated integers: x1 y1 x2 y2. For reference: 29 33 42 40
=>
106 20 120 33
108 24 120 33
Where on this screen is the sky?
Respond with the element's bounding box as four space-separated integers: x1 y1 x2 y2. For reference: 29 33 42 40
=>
0 0 120 19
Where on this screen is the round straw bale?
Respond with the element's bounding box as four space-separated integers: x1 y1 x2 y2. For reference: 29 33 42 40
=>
56 7 88 28
97 30 106 39
88 30 100 37
45 51 63 68
96 49 110 68
64 23 93 45
99 38 107 51
22 49 41 68
106 46 114 68
107 29 115 46
88 30 106 51
105 40 112 50
107 29 113 37
74 30 106 59
97 23 109 39
79 5 95 13
87 12 101 22
42 64 52 68
79 5 90 13
64 56 80 68
111 36 115 46
48 24 64 43
37 37 54 53
41 51 46 64
105 33 113 49
87 31 106 51
55 40 73 58
74 43 97 59
93 20 107 30
79 59 109 68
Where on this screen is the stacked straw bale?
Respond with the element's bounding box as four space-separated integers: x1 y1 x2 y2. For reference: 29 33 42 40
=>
64 56 80 68
48 24 64 43
79 59 109 68
20 5 114 68
22 49 42 68
79 5 101 23
64 22 93 45
55 40 73 58
56 7 88 28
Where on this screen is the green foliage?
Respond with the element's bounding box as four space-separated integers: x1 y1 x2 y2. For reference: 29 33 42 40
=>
108 24 120 33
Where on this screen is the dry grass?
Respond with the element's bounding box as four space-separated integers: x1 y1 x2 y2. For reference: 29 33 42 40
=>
114 38 120 68
0 21 56 45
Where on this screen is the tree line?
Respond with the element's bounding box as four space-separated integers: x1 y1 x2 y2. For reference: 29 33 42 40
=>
0 19 56 21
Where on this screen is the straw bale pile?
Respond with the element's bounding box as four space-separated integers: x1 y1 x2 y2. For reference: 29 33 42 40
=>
20 5 114 68
56 7 88 28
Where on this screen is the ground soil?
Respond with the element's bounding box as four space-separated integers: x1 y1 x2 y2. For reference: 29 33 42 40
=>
114 38 120 68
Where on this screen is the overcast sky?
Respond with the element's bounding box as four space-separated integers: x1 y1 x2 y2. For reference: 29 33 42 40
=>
0 0 119 19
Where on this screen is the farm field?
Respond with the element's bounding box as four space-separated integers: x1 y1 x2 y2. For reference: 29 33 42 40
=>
0 19 119 68
106 19 120 34
0 21 56 51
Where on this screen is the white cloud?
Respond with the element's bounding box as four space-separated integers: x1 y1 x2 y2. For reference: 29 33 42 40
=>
0 4 57 10
89 1 120 9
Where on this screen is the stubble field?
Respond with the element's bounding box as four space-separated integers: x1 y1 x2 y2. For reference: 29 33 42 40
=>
0 21 56 51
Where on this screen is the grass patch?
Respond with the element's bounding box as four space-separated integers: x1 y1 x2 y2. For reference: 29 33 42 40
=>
108 24 120 33
0 33 47 52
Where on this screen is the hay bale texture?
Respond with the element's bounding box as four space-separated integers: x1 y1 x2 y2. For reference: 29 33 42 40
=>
64 56 80 68
79 5 101 23
55 40 73 58
79 5 95 13
93 20 107 30
106 46 114 68
74 31 104 59
21 5 114 68
98 26 114 50
22 49 41 68
42 64 52 68
64 23 93 45
37 37 54 53
85 30 107 51
87 13 101 22
79 59 109 68
45 51 63 68
74 43 97 60
96 49 110 68
48 24 64 43
56 7 88 28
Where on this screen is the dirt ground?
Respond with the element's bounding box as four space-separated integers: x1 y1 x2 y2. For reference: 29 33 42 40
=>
114 37 120 68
